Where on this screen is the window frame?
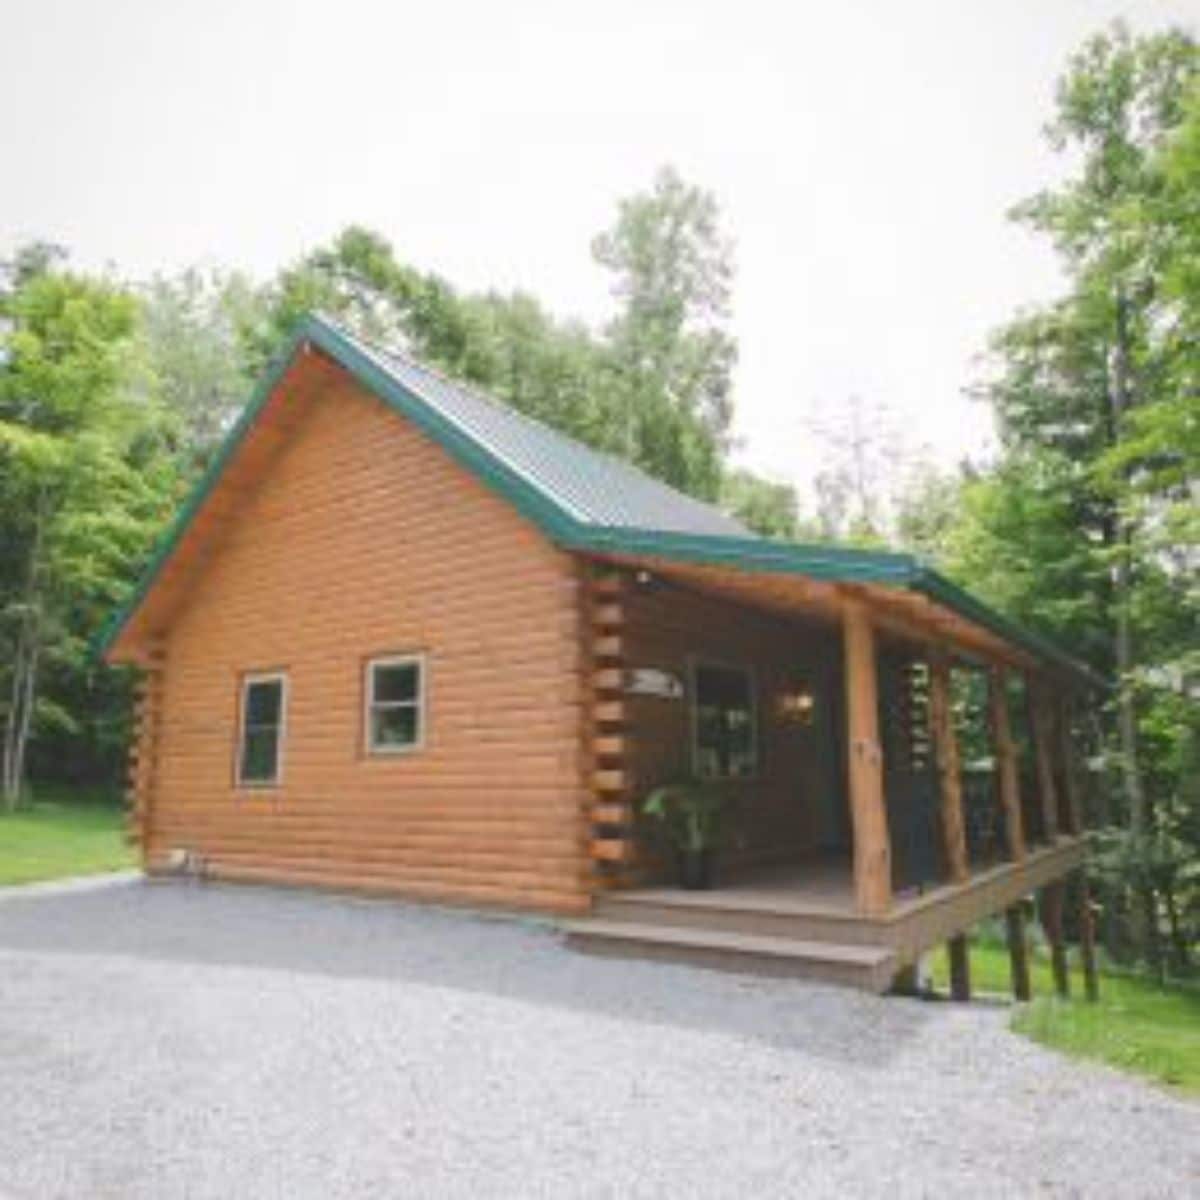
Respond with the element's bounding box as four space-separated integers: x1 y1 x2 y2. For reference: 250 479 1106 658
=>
235 670 289 789
363 653 427 756
688 656 759 781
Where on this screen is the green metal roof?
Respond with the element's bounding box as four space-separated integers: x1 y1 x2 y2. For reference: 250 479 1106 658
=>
353 331 748 537
97 313 1103 689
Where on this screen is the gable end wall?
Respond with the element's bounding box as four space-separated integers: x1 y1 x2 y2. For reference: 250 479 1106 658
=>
144 372 592 913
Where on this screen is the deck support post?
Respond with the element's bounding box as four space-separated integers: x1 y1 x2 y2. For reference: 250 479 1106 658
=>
930 650 969 883
1005 903 1032 1002
1039 881 1070 998
842 598 892 917
947 934 971 1002
1077 870 1100 1003
988 666 1026 861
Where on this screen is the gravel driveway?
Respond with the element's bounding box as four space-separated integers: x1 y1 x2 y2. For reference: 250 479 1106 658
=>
0 877 1195 1199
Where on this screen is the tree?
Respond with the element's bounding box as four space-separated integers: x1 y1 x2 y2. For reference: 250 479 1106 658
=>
804 393 921 544
592 165 736 499
720 468 800 539
254 168 740 506
139 268 262 468
0 251 176 807
945 24 1199 971
893 462 972 565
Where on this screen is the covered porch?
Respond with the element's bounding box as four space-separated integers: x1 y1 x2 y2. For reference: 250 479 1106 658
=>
570 551 1101 995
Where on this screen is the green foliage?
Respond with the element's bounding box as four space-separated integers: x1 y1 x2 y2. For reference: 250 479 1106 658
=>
939 455 1111 662
592 165 736 499
641 781 728 853
719 468 800 538
138 268 262 467
0 251 181 804
930 24 1199 972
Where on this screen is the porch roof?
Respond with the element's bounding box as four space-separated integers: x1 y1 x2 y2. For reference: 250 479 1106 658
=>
96 314 1104 689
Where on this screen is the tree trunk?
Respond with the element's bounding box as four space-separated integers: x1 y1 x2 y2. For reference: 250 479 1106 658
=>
1109 288 1161 978
2 495 46 812
1163 884 1191 976
2 613 40 812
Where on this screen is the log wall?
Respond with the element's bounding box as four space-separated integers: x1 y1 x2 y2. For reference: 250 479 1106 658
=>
141 371 591 912
617 574 847 876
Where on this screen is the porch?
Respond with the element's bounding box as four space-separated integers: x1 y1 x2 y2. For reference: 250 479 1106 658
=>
569 556 1101 995
567 840 1087 993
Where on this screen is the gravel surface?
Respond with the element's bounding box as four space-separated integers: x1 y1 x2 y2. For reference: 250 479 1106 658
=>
0 877 1195 1200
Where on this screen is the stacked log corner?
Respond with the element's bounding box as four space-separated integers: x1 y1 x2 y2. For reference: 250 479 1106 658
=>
126 645 165 854
587 568 634 884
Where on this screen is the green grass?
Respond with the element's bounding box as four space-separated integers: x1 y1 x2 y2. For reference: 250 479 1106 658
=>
932 939 1200 1097
0 784 135 886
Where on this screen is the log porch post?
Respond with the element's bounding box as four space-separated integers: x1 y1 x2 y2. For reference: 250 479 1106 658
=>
929 650 969 884
988 666 1026 861
842 599 892 916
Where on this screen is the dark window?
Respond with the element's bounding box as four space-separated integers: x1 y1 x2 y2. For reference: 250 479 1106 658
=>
693 663 756 779
366 657 424 753
238 675 285 785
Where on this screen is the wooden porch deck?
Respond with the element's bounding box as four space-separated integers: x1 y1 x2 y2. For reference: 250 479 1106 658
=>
564 838 1086 993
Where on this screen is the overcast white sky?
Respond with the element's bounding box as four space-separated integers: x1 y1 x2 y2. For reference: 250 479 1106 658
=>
2 0 1195 497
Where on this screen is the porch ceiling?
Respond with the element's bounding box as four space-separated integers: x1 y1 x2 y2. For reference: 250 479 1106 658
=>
589 551 1048 678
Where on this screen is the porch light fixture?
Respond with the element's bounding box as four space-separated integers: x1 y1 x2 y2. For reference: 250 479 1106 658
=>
777 686 816 727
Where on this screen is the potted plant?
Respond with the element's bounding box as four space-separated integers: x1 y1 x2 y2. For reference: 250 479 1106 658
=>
641 781 727 890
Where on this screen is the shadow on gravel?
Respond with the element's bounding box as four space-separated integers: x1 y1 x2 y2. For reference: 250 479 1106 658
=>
0 877 939 1067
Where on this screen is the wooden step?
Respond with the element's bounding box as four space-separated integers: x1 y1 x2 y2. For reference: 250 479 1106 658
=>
594 893 893 948
563 918 898 993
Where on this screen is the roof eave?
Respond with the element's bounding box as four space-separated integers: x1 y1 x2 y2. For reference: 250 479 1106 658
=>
96 312 1104 694
568 527 1104 691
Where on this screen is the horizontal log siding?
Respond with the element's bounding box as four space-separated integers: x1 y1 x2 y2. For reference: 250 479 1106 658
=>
621 577 845 876
146 374 590 912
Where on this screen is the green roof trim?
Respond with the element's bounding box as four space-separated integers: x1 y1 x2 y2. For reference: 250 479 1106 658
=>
96 313 1104 690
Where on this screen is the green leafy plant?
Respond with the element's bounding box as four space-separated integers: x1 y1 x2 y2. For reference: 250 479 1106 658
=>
641 781 727 853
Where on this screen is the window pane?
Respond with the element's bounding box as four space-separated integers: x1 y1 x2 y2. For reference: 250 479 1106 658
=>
245 679 282 726
372 704 419 749
697 665 750 710
694 664 755 779
240 728 279 782
373 662 419 704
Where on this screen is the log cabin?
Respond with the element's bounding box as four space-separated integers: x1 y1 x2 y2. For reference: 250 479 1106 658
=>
100 313 1103 994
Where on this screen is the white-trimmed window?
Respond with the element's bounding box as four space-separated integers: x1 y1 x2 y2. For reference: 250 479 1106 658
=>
691 661 757 779
237 672 287 786
365 654 425 754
